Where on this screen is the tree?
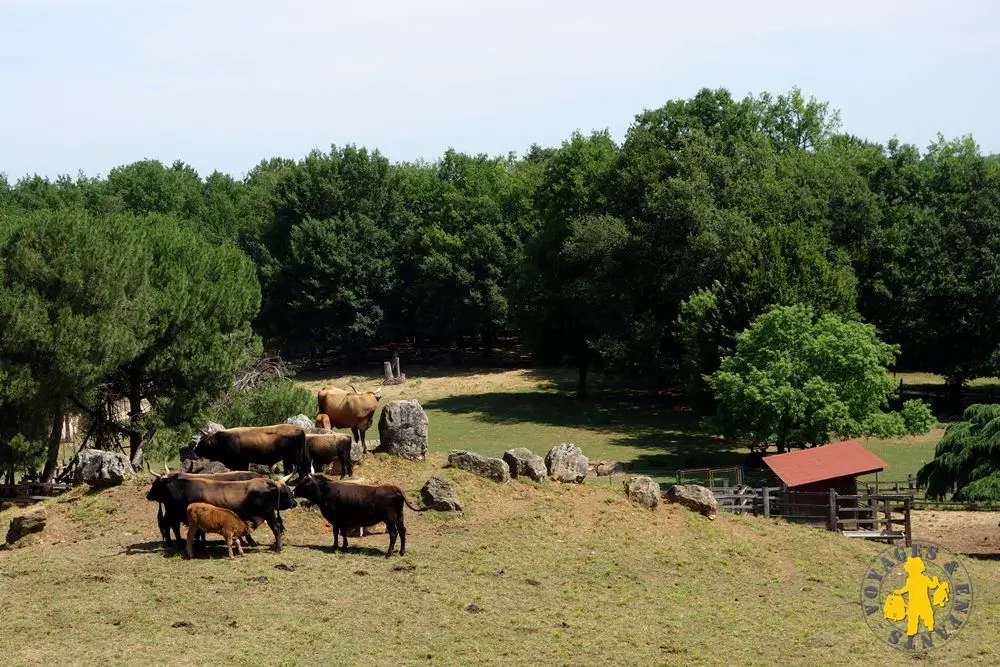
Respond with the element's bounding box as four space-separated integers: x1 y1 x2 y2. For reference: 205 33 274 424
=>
917 404 1000 502
677 223 858 412
0 211 153 481
706 304 933 452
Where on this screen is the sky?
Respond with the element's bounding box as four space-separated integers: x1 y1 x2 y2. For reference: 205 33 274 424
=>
2 0 999 181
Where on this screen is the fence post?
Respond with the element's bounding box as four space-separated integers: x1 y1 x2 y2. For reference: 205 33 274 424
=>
907 474 915 492
903 496 912 547
883 498 891 534
828 489 838 531
763 487 770 518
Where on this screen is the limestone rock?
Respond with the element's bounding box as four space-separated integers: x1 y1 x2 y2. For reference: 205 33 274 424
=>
663 484 718 519
445 450 510 483
180 459 229 474
285 414 318 435
375 400 428 461
249 463 274 475
6 509 46 544
503 448 547 482
73 449 134 488
544 443 589 483
421 475 463 511
624 476 661 509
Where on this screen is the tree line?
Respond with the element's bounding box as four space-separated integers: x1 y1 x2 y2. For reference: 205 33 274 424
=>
2 85 998 477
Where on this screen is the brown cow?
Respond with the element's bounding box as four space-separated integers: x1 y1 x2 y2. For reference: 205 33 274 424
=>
190 424 311 476
306 432 356 479
185 502 258 559
316 385 381 451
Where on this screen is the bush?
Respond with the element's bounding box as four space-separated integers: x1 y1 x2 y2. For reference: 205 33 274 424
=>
210 379 316 429
901 399 936 435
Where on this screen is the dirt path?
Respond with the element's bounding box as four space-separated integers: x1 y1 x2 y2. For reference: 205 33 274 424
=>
911 509 1000 556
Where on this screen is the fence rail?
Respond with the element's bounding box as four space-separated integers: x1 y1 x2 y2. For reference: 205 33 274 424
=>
0 482 74 506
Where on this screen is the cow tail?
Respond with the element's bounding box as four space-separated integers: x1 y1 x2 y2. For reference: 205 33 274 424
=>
402 495 431 513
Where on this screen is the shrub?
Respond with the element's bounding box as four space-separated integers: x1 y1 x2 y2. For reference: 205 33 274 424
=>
209 379 315 429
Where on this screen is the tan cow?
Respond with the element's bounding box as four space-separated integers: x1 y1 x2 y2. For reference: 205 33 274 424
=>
315 385 381 451
185 502 259 559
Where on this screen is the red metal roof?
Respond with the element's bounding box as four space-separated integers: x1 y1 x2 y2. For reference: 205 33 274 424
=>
762 440 887 488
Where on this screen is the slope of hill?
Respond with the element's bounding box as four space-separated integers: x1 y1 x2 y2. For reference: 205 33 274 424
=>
2 454 997 666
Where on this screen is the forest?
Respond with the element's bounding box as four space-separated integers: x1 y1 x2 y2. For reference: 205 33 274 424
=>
2 86 999 484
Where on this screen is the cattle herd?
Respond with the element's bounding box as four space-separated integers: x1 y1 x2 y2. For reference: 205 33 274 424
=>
145 384 425 560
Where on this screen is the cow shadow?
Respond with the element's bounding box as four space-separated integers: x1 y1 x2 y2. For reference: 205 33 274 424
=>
121 538 278 559
291 543 388 558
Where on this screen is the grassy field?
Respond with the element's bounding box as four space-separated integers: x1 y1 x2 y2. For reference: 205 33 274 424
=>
2 454 999 666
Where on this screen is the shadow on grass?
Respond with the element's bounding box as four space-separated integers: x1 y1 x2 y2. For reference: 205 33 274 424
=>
423 387 749 476
291 543 389 558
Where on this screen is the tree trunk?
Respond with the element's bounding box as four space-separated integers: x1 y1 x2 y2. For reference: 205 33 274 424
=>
481 324 494 359
128 363 144 469
41 400 65 483
576 356 589 400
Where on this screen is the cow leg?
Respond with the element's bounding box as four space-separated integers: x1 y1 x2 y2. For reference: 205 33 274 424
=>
398 520 406 557
172 522 184 547
227 535 235 560
331 523 339 550
351 426 360 444
265 514 282 552
360 428 368 453
186 526 196 559
386 522 398 558
341 526 349 552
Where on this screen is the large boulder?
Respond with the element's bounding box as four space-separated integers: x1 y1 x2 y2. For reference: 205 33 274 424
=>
624 476 660 509
663 484 718 520
180 458 229 474
503 448 547 482
73 449 134 488
544 444 589 483
421 475 463 511
6 509 46 544
445 450 510 483
375 400 428 461
181 421 225 460
285 414 318 434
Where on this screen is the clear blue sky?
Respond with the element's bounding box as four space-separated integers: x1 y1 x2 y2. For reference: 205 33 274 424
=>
3 0 998 181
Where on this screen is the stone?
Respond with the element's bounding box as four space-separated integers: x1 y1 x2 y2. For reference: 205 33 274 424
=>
375 400 428 461
445 450 510 483
544 443 589 483
594 460 627 477
181 422 225 460
503 448 547 482
624 476 661 509
663 484 718 520
6 509 46 544
421 475 463 511
180 458 229 474
73 449 134 488
285 414 318 434
249 464 275 475
0 501 15 513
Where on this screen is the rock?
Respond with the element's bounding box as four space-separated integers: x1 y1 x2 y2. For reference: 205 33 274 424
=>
503 448 547 482
375 400 428 461
595 460 627 477
182 422 225 460
180 459 229 474
663 484 718 519
0 502 14 513
285 414 318 435
73 449 134 488
544 443 589 483
624 476 661 509
445 450 510 483
249 464 274 475
421 475 463 511
6 509 46 544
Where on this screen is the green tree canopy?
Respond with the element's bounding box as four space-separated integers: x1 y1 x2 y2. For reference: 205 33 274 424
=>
706 304 933 452
916 404 1000 502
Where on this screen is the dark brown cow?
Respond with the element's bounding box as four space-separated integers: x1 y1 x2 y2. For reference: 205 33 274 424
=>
305 433 355 479
146 473 297 551
153 466 265 548
190 424 311 477
292 475 429 558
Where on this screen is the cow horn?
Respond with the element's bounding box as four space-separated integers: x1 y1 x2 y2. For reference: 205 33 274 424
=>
164 463 170 474
310 462 315 475
349 384 358 393
279 472 294 484
146 461 161 478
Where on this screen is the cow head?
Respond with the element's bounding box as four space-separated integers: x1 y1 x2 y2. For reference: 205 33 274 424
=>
292 474 322 505
273 473 299 511
146 474 173 503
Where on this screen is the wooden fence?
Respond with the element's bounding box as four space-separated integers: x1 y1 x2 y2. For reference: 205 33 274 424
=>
713 486 912 546
0 482 74 506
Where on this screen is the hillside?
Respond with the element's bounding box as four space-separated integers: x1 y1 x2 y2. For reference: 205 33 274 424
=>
2 454 998 666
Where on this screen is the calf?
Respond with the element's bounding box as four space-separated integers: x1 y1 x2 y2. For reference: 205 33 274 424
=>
293 475 429 558
305 433 355 479
185 502 258 559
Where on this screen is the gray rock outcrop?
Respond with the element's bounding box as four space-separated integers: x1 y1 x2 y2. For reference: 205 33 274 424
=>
624 476 661 509
285 414 318 434
6 509 46 544
503 448 547 482
180 458 229 474
544 443 589 483
73 449 134 488
375 400 428 461
421 475 463 511
663 484 718 519
445 450 510 483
